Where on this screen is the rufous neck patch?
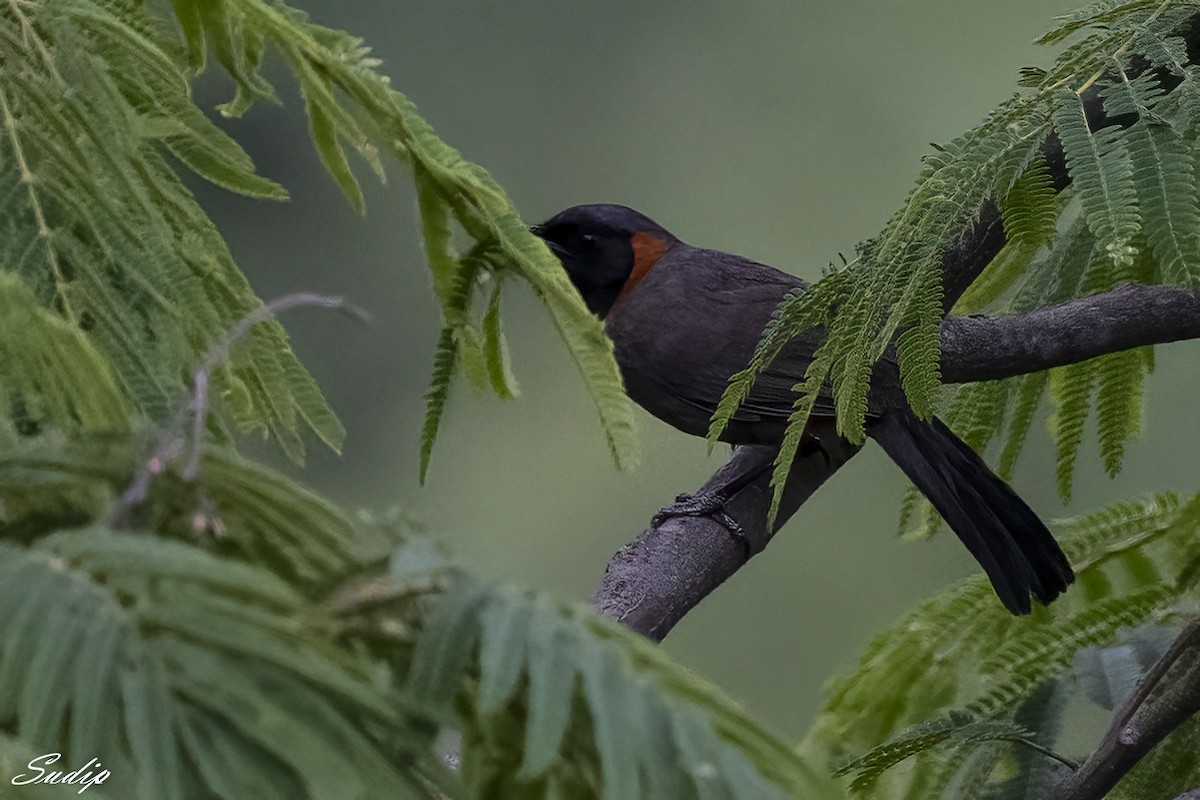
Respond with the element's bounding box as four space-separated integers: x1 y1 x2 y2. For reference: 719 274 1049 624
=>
610 231 669 315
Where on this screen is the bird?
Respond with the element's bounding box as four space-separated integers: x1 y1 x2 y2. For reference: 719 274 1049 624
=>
531 203 1074 615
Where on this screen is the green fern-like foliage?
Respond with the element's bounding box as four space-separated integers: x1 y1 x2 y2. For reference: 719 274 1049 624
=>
712 2 1200 521
163 0 637 478
0 530 434 800
0 433 456 799
418 246 519 482
0 0 343 461
0 431 859 800
899 4 1200 534
0 0 635 473
803 490 1200 798
406 575 844 800
0 273 128 436
902 204 1162 535
0 437 373 589
833 712 1040 794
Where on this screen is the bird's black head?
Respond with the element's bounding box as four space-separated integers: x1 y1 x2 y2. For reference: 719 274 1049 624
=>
531 204 678 318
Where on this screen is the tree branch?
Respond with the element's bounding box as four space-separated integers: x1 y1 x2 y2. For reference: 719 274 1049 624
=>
1055 619 1200 800
941 282 1200 384
592 428 859 640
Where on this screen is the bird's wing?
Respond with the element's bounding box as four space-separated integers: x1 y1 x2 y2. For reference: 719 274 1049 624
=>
643 248 841 426
674 333 841 424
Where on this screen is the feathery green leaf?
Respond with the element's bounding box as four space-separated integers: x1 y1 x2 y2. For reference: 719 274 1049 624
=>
0 527 437 800
1054 89 1141 267
170 0 638 471
409 577 844 800
420 327 458 485
0 0 342 460
806 490 1200 797
1108 65 1200 283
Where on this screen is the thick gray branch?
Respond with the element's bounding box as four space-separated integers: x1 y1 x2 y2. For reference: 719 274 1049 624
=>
592 431 859 641
941 282 1200 383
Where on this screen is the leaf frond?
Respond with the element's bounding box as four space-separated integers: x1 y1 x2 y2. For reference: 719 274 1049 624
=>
409 577 843 800
0 0 342 460
806 489 1200 797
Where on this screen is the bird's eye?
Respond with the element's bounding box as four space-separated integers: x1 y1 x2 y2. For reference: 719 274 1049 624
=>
580 233 597 245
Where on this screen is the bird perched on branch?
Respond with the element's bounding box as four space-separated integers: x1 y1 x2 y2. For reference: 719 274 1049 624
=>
532 203 1074 615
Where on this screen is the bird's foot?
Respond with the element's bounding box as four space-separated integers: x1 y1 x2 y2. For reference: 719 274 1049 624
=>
652 491 749 553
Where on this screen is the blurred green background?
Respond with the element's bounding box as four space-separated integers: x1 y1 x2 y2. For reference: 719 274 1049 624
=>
192 2 1200 739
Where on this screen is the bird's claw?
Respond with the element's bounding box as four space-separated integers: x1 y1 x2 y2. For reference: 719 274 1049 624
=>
652 491 748 551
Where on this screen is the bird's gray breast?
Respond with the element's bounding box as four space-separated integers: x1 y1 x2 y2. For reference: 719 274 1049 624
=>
603 248 801 440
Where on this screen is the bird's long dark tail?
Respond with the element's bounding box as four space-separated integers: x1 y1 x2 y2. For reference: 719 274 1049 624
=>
868 407 1074 615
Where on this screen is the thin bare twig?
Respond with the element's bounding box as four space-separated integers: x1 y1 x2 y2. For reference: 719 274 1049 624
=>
107 292 366 529
999 736 1081 772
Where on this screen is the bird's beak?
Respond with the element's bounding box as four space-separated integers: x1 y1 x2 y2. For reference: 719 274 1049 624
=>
529 223 566 258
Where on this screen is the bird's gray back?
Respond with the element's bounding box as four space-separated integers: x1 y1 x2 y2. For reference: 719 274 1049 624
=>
604 245 831 443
